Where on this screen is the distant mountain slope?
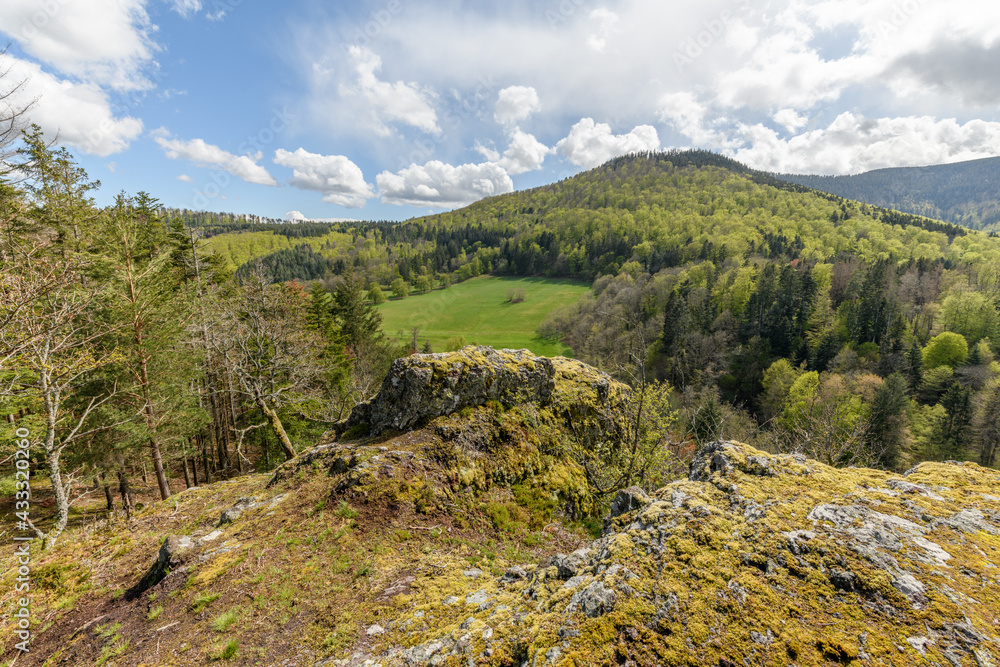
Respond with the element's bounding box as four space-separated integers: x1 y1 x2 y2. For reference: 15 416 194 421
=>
776 157 1000 232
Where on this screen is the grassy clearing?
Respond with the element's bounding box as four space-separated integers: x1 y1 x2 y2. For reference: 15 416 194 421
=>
377 275 589 356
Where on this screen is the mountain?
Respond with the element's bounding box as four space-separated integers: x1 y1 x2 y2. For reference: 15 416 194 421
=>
776 157 1000 232
209 149 979 285
5 347 999 666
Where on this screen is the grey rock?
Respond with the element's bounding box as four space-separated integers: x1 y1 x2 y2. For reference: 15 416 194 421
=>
500 566 528 583
567 581 616 617
552 548 592 579
609 486 651 519
829 569 857 592
465 590 489 606
366 624 386 636
886 479 945 501
218 496 261 525
936 509 999 536
462 568 484 579
345 347 565 435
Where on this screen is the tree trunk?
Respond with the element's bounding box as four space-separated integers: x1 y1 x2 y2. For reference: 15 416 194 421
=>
182 456 192 488
118 471 133 518
201 433 212 484
190 456 198 486
40 374 69 550
99 472 115 512
258 399 296 460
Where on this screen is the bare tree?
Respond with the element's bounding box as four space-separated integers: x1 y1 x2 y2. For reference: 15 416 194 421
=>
212 270 324 461
0 249 125 548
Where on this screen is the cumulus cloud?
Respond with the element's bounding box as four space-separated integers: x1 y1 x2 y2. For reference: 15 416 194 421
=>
273 147 374 209
498 129 552 175
171 0 202 18
494 86 541 126
556 118 660 169
774 108 809 133
177 174 194 182
729 113 1000 175
152 130 278 186
340 46 440 136
286 210 308 221
1 57 143 156
376 161 513 208
0 0 156 91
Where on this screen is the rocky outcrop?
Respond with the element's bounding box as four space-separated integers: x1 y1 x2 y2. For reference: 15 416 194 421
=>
359 440 1000 666
342 346 621 436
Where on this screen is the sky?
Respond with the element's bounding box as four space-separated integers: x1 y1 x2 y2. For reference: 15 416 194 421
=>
1 0 999 221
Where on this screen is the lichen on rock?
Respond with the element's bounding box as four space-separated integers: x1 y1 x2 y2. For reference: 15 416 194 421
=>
355 440 1000 666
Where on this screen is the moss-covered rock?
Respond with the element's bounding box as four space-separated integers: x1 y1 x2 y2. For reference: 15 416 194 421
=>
342 346 623 436
357 440 1000 666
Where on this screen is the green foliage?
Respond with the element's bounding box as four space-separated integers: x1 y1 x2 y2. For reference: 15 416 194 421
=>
923 332 969 369
334 500 359 520
190 592 222 613
367 284 386 304
212 639 239 661
940 291 1000 346
211 607 241 632
390 277 410 299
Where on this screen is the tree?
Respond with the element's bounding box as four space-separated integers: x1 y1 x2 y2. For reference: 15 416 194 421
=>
0 249 123 548
940 291 999 347
935 382 973 459
863 372 910 470
974 380 1000 467
390 277 410 299
333 271 382 349
367 283 386 304
93 193 190 500
213 271 324 461
923 332 968 369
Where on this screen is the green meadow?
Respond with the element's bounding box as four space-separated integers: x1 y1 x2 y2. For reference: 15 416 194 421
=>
377 275 590 357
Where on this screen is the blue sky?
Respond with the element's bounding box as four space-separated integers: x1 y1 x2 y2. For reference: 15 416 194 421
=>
2 0 999 221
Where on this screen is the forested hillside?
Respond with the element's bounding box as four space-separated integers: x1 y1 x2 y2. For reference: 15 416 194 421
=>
778 156 1000 232
3 137 1000 555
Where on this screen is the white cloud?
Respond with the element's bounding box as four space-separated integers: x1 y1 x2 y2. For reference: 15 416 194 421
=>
273 148 374 209
730 113 1000 175
2 56 143 156
171 0 202 18
286 210 308 221
377 161 513 208
556 118 660 169
587 8 620 53
494 86 541 126
0 0 156 91
340 46 440 136
177 174 194 182
152 130 278 186
498 129 552 175
774 108 809 133
658 92 712 141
